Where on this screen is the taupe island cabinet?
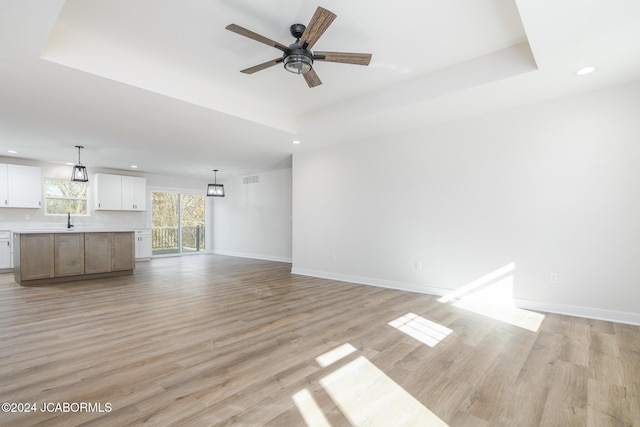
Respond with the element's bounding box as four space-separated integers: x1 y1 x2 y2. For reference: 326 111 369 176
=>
13 231 135 285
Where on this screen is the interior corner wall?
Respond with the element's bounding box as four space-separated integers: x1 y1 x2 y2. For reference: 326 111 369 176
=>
292 80 640 325
212 168 292 262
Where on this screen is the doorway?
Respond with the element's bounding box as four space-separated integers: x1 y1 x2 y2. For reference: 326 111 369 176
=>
151 192 205 255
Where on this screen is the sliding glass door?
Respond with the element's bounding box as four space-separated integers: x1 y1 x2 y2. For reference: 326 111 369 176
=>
152 192 205 255
181 194 205 253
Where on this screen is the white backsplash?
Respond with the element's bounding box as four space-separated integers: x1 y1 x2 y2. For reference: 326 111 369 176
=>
0 208 147 232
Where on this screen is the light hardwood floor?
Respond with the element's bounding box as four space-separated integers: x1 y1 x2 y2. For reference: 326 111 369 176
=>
1 255 638 426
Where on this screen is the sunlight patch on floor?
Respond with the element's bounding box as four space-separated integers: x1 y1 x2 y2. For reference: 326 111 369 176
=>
316 343 357 368
436 263 545 332
295 344 449 427
388 313 453 347
293 389 332 427
453 275 544 332
319 355 449 426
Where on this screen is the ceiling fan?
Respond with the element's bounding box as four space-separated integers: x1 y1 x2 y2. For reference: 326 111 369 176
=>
226 6 372 88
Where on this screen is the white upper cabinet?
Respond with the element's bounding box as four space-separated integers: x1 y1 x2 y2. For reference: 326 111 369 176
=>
94 173 146 211
121 176 146 211
0 164 42 208
0 164 7 206
94 173 123 210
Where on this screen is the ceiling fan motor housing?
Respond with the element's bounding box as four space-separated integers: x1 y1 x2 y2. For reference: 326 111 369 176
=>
290 23 306 40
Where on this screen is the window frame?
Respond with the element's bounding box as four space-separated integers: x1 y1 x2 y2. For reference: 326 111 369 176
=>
44 177 90 216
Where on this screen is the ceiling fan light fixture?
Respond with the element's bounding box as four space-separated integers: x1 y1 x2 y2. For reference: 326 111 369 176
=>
284 50 313 74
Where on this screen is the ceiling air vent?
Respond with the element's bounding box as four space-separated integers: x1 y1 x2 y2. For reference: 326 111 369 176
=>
243 175 259 185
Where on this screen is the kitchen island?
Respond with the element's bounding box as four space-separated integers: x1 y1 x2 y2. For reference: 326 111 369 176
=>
13 230 135 285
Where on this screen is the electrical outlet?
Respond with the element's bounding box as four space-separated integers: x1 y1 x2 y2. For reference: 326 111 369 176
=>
330 253 336 261
25 214 30 220
549 272 558 283
415 261 423 271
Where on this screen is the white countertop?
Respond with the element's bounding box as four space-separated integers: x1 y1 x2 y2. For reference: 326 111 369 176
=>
13 229 138 234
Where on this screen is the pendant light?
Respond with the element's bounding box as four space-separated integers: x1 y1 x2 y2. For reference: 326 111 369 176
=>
207 169 225 197
71 145 89 182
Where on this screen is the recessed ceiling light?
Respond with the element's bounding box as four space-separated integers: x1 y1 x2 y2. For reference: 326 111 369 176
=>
66 162 74 166
575 66 595 76
131 165 138 169
8 150 18 154
292 140 301 145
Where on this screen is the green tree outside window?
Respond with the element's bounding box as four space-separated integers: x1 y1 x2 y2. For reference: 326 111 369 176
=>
45 178 88 215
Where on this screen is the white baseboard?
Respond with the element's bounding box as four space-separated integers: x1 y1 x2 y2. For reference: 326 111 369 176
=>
291 267 450 295
213 250 291 263
291 267 640 326
514 299 640 326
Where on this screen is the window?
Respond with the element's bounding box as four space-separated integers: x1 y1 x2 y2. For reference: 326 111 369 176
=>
45 178 88 215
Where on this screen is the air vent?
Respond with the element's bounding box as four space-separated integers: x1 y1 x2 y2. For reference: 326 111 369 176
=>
243 175 259 185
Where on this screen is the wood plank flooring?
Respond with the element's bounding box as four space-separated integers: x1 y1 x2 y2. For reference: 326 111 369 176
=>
0 255 638 426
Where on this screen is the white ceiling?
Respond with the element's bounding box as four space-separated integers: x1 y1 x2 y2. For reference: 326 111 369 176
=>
1 0 639 181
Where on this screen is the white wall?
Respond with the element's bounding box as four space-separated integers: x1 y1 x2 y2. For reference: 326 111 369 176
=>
213 168 292 262
292 81 640 324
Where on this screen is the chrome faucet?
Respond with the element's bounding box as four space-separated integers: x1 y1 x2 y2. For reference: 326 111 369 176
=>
67 212 74 229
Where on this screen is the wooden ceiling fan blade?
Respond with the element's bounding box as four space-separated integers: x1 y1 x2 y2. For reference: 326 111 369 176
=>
303 68 322 88
300 7 337 50
314 51 372 66
240 58 283 74
226 24 289 52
